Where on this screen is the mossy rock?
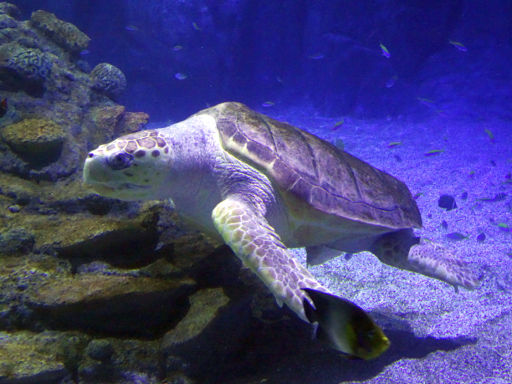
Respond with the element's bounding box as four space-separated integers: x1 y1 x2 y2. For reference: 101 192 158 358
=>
1 118 66 165
30 9 90 53
0 331 70 382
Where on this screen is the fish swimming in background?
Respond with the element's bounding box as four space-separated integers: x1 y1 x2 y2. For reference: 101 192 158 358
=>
174 72 188 80
424 149 444 156
484 128 495 143
308 53 325 60
446 232 468 241
379 43 391 58
261 101 275 107
331 120 344 131
192 22 201 31
417 97 437 109
448 40 467 52
387 141 402 148
125 25 139 32
172 45 183 52
0 98 7 118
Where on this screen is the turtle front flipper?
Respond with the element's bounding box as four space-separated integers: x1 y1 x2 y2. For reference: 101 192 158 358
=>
371 229 480 290
212 196 390 359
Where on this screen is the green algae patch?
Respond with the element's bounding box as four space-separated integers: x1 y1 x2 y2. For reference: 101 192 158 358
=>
0 331 69 382
1 118 66 165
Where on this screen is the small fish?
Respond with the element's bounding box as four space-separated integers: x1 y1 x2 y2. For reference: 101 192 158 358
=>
417 97 435 107
174 72 188 80
261 101 275 107
497 223 510 231
379 43 390 59
476 233 486 242
172 45 183 52
302 288 390 360
484 128 495 143
80 49 90 56
478 193 507 203
448 40 467 52
331 120 344 131
276 76 283 84
424 149 444 156
387 141 402 148
0 98 7 118
413 192 423 200
441 220 448 230
192 22 201 31
125 25 139 32
308 53 325 60
446 232 468 241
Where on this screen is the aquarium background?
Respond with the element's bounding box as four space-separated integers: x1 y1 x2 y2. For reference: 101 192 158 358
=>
12 0 512 122
0 1 511 383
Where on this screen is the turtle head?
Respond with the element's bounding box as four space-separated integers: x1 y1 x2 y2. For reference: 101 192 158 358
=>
83 130 172 201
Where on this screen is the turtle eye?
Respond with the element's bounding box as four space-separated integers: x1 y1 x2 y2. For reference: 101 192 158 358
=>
107 152 134 170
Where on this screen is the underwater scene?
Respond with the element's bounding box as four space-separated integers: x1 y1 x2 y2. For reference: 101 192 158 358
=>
0 1 511 383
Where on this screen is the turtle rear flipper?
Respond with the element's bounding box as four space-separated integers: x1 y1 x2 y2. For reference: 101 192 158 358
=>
371 230 480 290
302 288 390 360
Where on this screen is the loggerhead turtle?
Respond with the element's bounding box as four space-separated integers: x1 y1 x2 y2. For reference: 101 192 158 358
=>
83 102 478 359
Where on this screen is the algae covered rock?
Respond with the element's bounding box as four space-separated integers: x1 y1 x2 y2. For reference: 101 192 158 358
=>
0 2 20 19
30 9 90 53
0 331 70 382
0 227 34 254
27 274 196 337
0 12 17 29
0 118 66 165
117 111 150 136
88 105 125 144
91 62 127 99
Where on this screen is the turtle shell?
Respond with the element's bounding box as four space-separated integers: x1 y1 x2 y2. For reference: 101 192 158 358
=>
202 102 421 230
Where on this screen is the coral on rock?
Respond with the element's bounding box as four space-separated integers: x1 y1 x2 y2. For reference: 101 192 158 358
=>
90 63 127 99
0 3 146 180
30 9 90 53
0 43 53 81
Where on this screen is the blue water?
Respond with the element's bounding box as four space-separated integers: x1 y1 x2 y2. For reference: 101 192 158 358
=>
2 1 512 383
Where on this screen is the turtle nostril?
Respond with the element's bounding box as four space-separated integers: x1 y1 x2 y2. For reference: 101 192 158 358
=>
88 152 94 158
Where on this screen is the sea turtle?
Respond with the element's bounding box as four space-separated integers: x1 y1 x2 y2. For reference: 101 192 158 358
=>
83 102 478 359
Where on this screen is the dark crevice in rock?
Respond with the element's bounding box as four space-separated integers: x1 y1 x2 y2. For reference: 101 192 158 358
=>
58 227 161 271
26 278 195 339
